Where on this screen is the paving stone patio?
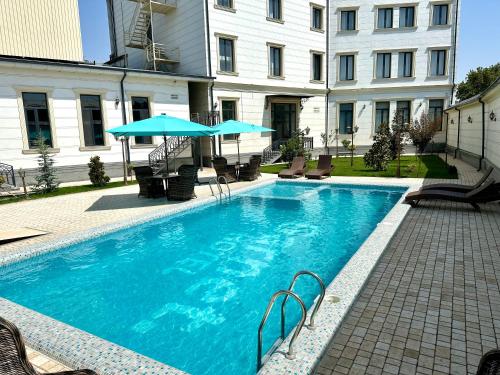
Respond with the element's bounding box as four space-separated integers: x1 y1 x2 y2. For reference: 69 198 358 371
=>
314 159 500 375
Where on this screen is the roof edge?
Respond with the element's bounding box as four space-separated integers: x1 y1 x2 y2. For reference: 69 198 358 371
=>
446 77 500 111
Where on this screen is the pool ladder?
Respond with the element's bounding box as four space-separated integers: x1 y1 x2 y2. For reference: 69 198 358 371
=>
208 176 231 202
256 270 326 371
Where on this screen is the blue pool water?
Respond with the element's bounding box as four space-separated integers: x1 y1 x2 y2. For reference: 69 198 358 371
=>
0 182 405 375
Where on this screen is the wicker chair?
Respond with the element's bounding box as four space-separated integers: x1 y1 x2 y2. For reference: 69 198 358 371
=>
133 166 165 198
166 165 197 201
476 350 500 375
0 317 97 375
239 155 261 181
212 157 237 183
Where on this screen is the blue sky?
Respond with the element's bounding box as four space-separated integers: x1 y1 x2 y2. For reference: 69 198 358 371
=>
78 0 500 82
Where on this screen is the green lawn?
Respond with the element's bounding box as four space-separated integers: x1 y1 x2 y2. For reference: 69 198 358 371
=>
0 180 137 205
260 155 458 179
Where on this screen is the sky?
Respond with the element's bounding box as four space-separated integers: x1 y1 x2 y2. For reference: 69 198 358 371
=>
78 0 500 82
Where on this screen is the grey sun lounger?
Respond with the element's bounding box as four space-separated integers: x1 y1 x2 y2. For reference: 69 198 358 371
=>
421 166 494 193
404 178 500 211
278 156 306 179
306 155 334 179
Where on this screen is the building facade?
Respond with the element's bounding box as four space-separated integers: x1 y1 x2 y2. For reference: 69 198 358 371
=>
0 0 83 62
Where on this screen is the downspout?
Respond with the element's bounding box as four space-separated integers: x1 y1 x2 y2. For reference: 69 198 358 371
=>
454 107 460 158
120 71 130 163
324 0 330 155
450 0 459 104
444 111 449 165
478 98 485 170
204 0 216 158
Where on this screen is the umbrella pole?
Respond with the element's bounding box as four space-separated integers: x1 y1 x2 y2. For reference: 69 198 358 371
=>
237 134 241 164
163 135 169 175
121 138 127 185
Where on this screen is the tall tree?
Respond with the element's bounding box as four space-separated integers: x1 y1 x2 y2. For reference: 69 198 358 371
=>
456 63 500 101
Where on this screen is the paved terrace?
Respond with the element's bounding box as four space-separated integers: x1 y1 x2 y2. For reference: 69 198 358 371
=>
315 158 500 375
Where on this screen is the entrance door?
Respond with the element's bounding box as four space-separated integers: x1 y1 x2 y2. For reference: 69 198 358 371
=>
271 103 297 141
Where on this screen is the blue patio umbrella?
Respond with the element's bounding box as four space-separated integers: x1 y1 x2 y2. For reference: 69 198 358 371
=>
212 120 274 163
107 114 216 173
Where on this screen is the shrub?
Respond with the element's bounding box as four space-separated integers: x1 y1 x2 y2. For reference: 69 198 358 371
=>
0 175 5 185
364 123 392 171
279 130 311 162
88 156 110 187
33 136 59 193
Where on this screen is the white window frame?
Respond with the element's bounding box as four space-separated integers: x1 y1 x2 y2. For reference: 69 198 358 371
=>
267 42 285 79
336 51 358 82
215 33 238 76
374 51 392 79
15 86 59 154
398 4 418 28
337 7 359 32
267 0 284 23
397 50 417 78
427 47 450 77
310 3 325 32
430 1 452 27
375 6 394 30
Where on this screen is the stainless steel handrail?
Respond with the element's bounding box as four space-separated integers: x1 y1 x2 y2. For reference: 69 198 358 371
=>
281 271 326 337
208 178 218 201
257 290 307 371
217 176 231 198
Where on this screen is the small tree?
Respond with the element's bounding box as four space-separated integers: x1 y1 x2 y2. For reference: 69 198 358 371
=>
364 123 392 171
33 136 58 193
320 129 336 155
391 111 409 178
18 168 29 198
279 129 310 162
88 156 110 187
407 112 439 177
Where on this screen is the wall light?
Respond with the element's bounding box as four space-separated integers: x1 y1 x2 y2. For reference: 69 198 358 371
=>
450 119 454 124
490 111 497 121
114 98 120 109
467 115 473 123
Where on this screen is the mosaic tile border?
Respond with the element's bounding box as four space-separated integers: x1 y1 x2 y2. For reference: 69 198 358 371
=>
0 177 419 375
258 178 420 375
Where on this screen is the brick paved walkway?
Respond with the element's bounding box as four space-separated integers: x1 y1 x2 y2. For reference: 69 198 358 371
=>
315 160 500 375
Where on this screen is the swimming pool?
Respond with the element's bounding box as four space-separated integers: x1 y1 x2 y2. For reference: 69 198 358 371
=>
0 181 406 374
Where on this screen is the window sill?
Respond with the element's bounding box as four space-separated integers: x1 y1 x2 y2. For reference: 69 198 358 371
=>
336 79 358 85
217 70 239 77
310 27 325 33
221 139 238 144
398 26 417 31
214 4 236 13
373 27 396 32
310 79 325 84
372 77 393 82
426 75 449 80
79 146 112 152
428 24 451 30
22 148 60 155
266 17 284 24
337 29 359 34
131 144 158 149
268 75 285 80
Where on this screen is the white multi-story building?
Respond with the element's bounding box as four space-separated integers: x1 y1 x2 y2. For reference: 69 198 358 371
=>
328 0 460 151
107 0 328 162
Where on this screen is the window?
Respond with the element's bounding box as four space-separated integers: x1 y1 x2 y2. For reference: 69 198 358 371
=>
340 10 356 31
396 101 411 125
429 99 444 130
268 0 282 20
399 6 415 27
132 97 152 145
398 51 413 77
218 37 235 73
22 92 52 148
221 100 237 140
432 4 449 25
376 53 391 79
311 6 323 30
339 103 354 134
312 53 323 81
339 55 355 81
217 0 233 8
377 8 393 29
269 46 283 77
80 95 104 147
430 50 447 76
375 102 390 132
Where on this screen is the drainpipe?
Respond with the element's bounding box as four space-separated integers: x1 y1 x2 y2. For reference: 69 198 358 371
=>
204 0 216 159
478 98 485 170
444 112 449 165
324 0 330 155
120 71 130 163
450 0 460 104
454 107 460 159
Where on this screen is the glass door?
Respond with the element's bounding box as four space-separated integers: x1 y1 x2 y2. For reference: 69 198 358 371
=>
271 103 297 141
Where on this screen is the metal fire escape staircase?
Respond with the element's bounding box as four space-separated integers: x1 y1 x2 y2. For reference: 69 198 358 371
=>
148 136 192 175
125 0 180 71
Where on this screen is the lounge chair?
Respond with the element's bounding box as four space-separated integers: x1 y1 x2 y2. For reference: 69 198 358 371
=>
476 349 500 375
0 316 97 375
133 166 165 199
278 156 306 179
239 155 261 181
212 157 237 183
166 165 197 201
421 166 494 192
404 178 500 211
305 155 333 179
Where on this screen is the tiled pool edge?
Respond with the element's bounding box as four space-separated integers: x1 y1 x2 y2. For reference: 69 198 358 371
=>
258 180 417 375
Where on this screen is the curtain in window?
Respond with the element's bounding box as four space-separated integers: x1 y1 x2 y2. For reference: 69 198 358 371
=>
219 38 234 72
376 53 391 78
377 8 393 28
398 52 413 77
341 11 355 30
340 55 354 81
312 8 322 29
269 0 281 19
433 4 448 25
399 7 414 27
431 50 446 76
270 47 281 76
339 103 354 134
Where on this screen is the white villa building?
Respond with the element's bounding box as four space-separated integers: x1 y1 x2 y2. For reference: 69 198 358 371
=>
0 0 460 183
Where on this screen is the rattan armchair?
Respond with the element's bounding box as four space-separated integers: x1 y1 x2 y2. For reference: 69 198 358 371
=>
212 157 237 183
133 166 165 198
0 317 97 375
239 155 261 181
166 165 197 201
